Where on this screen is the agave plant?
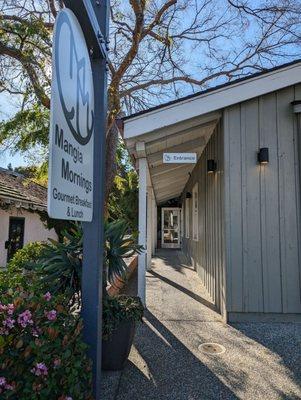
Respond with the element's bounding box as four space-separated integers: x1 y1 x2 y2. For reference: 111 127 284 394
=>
105 219 143 285
26 224 83 306
26 220 143 306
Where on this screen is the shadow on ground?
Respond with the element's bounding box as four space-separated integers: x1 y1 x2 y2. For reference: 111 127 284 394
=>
101 309 240 400
101 250 301 400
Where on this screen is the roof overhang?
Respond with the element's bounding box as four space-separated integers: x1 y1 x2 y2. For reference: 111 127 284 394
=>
0 196 46 212
123 60 301 204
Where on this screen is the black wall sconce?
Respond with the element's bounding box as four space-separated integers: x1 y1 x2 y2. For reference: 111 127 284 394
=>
186 192 192 199
207 159 217 174
257 147 269 164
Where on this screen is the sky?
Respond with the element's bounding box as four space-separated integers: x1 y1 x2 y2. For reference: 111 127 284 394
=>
0 92 27 168
1 0 300 169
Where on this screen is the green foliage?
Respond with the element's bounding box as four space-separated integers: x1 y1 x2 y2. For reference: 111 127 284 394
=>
0 287 93 399
108 142 138 233
0 242 46 295
26 226 83 307
14 163 49 187
105 220 143 284
108 171 138 233
26 221 142 305
0 268 40 296
102 295 144 340
0 106 49 160
7 242 45 274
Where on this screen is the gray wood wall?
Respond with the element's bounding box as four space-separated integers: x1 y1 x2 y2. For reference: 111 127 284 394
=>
182 123 226 314
224 85 301 316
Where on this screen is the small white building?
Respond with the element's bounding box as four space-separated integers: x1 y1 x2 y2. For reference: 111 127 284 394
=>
123 60 301 322
0 168 57 266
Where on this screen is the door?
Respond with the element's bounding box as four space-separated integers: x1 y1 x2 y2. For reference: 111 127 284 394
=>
161 208 181 249
6 217 25 262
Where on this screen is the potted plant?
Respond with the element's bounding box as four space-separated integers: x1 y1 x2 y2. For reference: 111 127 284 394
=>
102 295 144 370
101 220 144 370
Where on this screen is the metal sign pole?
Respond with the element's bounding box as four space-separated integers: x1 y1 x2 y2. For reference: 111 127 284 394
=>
81 49 106 396
63 1 109 398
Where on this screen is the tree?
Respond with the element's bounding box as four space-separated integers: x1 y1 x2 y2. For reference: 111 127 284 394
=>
108 141 139 232
0 0 300 202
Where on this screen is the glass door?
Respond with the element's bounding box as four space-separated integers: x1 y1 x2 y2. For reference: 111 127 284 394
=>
161 208 181 249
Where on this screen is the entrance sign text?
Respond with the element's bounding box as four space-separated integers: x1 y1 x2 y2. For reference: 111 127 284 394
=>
48 9 94 221
163 153 197 164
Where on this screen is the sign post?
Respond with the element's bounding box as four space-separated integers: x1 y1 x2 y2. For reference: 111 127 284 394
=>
48 1 109 398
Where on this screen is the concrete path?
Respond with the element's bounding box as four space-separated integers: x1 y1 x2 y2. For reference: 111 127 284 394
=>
101 250 301 400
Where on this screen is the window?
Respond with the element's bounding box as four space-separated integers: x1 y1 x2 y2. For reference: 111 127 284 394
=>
185 198 190 238
6 217 25 262
192 183 198 241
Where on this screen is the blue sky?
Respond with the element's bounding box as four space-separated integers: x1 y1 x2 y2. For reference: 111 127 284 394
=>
0 92 27 168
1 0 300 169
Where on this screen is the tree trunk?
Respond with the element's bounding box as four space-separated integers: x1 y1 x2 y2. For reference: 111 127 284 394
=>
103 121 119 217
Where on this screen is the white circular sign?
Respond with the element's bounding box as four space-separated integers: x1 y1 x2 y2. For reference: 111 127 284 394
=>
48 9 95 222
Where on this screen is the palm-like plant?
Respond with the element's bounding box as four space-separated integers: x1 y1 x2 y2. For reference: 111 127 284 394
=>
27 220 143 306
26 224 83 306
105 220 143 285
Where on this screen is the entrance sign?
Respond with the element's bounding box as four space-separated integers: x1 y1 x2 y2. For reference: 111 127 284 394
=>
163 153 197 164
48 9 94 221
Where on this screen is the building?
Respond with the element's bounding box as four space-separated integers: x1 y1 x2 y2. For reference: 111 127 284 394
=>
123 60 301 322
0 168 57 266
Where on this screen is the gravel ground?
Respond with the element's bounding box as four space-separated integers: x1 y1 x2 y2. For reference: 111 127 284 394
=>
101 250 301 400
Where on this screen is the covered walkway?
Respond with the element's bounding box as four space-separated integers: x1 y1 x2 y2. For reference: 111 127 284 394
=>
101 250 301 400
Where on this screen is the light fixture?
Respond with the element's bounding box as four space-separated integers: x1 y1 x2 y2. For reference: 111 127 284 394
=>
292 100 301 114
207 159 217 173
258 147 269 164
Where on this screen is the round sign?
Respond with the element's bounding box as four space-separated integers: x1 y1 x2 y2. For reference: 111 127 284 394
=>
48 9 95 222
54 9 94 145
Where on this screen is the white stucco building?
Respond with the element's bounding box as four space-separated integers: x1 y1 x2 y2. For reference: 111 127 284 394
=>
0 168 57 266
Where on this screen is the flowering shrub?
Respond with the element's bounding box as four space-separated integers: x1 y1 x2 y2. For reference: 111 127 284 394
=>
0 288 93 400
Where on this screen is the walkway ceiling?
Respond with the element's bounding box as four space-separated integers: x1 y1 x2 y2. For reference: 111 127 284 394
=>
125 111 221 204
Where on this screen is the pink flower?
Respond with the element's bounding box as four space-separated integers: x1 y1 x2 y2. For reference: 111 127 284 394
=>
7 304 14 315
31 362 48 377
32 327 42 337
3 317 15 329
0 377 6 386
4 383 13 390
46 310 57 321
43 292 52 302
65 397 73 400
17 310 33 328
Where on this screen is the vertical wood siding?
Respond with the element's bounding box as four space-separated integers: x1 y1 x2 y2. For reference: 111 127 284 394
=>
182 123 225 313
224 85 301 314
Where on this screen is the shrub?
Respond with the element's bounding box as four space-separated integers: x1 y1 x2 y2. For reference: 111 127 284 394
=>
0 268 40 296
0 287 93 400
7 242 45 273
0 242 46 295
102 295 144 340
